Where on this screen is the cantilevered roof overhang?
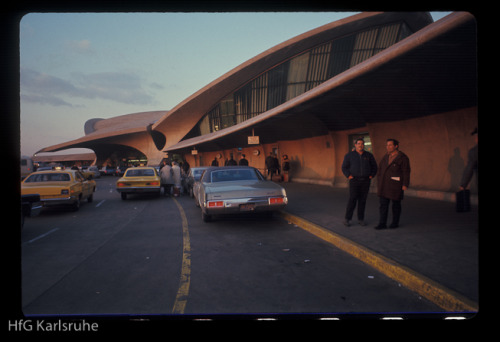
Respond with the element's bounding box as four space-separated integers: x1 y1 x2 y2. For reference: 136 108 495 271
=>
164 12 476 154
37 111 167 153
152 12 434 149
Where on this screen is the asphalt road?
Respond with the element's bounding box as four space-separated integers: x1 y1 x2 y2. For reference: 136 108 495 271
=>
21 176 443 318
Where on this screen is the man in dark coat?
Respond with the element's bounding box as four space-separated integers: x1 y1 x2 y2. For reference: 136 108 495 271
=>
341 138 377 226
375 139 411 229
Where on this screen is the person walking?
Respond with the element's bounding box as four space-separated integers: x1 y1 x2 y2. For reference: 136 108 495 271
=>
341 138 377 226
375 138 411 229
160 160 173 196
171 161 182 196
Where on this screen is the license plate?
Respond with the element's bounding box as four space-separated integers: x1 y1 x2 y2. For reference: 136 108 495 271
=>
239 203 255 211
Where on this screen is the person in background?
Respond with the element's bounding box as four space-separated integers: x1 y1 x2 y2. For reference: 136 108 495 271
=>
282 154 290 182
160 160 173 196
171 161 182 196
238 154 249 166
460 127 478 191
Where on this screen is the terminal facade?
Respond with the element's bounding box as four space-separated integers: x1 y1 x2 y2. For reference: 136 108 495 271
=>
37 12 478 197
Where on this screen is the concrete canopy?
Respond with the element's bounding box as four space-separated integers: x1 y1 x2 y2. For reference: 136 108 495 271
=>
36 12 476 167
37 111 167 165
163 12 476 154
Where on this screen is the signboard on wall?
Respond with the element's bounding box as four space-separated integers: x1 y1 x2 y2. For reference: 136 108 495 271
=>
248 136 260 145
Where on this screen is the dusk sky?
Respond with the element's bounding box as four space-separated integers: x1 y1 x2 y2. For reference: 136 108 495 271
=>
20 11 451 157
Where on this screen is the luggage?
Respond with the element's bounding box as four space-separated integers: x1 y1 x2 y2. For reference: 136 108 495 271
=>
456 189 471 212
173 186 180 197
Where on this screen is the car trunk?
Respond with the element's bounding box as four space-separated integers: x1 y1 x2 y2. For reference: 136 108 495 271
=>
205 180 282 200
22 182 69 198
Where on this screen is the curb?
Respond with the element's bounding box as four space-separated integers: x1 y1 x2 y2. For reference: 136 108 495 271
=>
278 211 478 313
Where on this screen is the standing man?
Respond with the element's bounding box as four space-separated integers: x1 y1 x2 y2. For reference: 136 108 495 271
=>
375 139 411 229
238 154 249 166
460 127 478 191
341 138 378 226
265 152 279 179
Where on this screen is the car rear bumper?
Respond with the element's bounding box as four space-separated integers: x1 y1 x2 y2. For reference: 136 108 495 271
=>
41 196 77 207
203 196 287 215
116 186 161 193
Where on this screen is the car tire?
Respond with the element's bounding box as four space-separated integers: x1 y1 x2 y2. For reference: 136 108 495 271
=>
121 192 127 200
87 194 93 203
202 210 211 222
72 198 80 211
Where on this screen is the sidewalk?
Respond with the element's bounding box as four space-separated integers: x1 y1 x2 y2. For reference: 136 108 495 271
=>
279 182 479 312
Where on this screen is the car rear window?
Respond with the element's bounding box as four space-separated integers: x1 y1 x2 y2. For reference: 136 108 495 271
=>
125 169 155 177
210 169 261 182
25 173 71 182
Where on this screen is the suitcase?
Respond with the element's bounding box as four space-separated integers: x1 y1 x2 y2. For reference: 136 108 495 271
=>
456 189 470 212
173 186 180 197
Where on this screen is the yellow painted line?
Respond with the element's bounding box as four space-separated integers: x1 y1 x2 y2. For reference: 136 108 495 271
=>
279 211 478 313
172 198 191 314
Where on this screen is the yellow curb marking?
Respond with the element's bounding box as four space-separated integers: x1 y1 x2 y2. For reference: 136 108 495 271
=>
279 211 478 312
172 198 191 314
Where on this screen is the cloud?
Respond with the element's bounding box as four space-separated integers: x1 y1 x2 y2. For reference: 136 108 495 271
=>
21 67 155 107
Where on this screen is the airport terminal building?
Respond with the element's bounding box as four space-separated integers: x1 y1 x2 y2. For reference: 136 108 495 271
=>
37 12 478 198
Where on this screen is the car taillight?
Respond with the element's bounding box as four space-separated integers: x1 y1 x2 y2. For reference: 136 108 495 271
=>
147 182 160 186
269 197 284 204
207 201 224 208
117 182 126 187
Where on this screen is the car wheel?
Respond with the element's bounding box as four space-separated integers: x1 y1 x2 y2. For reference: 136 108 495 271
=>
72 198 80 211
121 192 127 200
87 194 93 203
202 210 212 222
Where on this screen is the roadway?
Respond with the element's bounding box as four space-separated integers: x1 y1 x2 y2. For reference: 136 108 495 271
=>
21 176 444 319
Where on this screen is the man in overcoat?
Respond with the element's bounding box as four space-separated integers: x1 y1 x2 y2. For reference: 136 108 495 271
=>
375 139 411 229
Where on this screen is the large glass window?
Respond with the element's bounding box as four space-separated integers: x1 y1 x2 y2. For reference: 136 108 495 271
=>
190 21 413 137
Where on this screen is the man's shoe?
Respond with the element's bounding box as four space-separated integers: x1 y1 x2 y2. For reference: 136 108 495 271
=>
389 223 399 229
358 220 366 226
343 219 351 227
374 224 387 230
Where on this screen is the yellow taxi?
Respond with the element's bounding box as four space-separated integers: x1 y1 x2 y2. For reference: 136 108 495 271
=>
21 169 97 211
116 167 161 200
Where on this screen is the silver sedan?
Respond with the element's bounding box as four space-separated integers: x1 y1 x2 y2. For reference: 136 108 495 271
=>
193 166 288 222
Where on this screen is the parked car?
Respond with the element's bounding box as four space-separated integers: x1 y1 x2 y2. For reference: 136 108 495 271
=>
21 155 35 179
186 166 209 197
100 166 116 176
21 169 96 211
193 166 288 222
88 165 101 178
21 193 42 227
115 165 126 177
116 167 161 200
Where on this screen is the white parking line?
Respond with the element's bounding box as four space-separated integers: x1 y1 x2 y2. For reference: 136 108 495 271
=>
95 200 106 208
27 228 59 244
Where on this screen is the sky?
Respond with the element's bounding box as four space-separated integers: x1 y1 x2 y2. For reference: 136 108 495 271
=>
19 11 451 157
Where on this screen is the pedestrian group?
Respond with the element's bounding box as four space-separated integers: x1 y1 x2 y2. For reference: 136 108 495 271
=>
341 138 411 230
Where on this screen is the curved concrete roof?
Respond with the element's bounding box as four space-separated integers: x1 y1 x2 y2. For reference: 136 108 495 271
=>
37 110 167 153
37 11 476 163
163 11 476 153
151 12 433 148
